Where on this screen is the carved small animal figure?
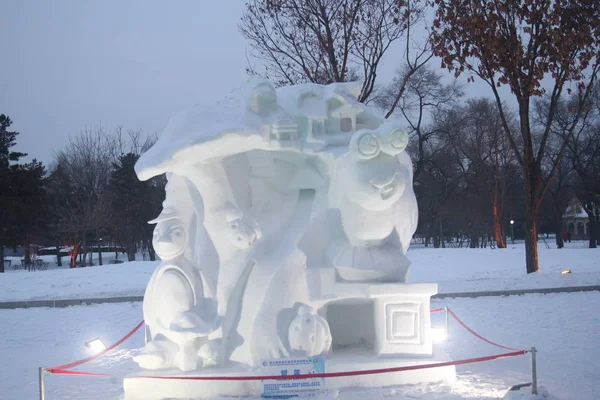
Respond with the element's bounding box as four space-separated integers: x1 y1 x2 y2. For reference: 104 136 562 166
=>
288 306 331 357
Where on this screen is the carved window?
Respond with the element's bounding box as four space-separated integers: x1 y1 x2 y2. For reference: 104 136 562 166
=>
340 117 353 132
313 121 324 135
577 222 584 235
568 222 575 233
279 132 291 140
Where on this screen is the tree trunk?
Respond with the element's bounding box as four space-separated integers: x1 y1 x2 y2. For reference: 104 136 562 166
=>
469 236 479 248
55 244 62 266
492 212 506 248
555 220 564 249
127 241 136 262
147 240 156 261
24 242 31 266
0 247 4 273
587 216 598 249
524 211 539 274
439 217 445 248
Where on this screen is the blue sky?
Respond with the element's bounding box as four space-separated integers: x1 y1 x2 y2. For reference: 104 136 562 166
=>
0 0 494 166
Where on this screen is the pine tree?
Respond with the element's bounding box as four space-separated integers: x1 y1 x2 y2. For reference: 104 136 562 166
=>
107 153 164 262
0 114 47 272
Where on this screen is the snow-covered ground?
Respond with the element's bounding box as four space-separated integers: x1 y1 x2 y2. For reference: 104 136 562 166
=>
1 241 597 302
0 256 157 301
1 242 599 399
409 240 600 293
1 293 598 399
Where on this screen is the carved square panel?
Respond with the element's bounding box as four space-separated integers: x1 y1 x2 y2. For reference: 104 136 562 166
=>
385 303 421 344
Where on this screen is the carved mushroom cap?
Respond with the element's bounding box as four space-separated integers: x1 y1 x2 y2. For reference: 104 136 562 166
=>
135 79 391 182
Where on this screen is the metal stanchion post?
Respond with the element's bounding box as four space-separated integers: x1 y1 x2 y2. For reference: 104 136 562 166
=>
531 347 538 395
445 306 450 340
39 367 46 400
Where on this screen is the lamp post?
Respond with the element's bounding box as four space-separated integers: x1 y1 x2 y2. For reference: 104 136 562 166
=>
98 237 103 266
510 220 515 244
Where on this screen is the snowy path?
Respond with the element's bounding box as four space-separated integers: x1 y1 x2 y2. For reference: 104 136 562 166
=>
3 284 600 309
1 292 598 400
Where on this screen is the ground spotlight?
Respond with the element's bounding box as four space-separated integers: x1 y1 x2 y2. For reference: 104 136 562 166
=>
85 338 107 354
431 327 447 343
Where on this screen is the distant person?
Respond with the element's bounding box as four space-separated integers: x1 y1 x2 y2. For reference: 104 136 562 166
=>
562 232 568 242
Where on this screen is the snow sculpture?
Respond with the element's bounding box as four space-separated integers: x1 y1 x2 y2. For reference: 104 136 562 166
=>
125 78 454 399
134 176 219 371
288 305 332 357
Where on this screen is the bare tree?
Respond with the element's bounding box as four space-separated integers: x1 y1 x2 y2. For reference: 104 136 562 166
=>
377 65 462 182
561 86 600 248
431 0 600 273
52 126 114 266
448 99 518 248
240 0 426 103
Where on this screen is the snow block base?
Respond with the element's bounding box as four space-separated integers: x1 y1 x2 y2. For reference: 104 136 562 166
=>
123 351 456 400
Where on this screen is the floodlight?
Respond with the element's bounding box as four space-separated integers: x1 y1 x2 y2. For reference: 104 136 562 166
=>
561 269 572 274
510 220 514 225
85 338 107 354
431 327 447 343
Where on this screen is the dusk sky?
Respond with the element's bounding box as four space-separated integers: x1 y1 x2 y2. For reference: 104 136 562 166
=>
1 0 494 166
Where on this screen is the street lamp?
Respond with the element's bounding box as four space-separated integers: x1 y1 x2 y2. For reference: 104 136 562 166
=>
98 237 103 266
510 220 515 244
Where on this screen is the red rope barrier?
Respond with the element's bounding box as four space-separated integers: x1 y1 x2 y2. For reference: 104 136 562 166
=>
46 320 144 373
47 350 527 380
44 307 530 383
47 369 110 377
447 309 525 351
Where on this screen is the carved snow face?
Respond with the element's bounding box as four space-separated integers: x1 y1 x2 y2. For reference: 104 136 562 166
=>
288 309 331 357
340 128 410 211
340 152 408 211
152 218 187 260
224 216 261 250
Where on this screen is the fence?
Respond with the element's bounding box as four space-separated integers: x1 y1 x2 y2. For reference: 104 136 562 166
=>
39 307 538 399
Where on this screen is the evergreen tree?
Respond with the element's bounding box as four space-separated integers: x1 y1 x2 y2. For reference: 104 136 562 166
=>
107 153 164 261
1 114 47 272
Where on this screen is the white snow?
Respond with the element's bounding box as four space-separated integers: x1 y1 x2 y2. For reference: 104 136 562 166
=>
2 292 598 399
0 257 157 301
1 242 599 399
1 241 597 302
409 241 600 293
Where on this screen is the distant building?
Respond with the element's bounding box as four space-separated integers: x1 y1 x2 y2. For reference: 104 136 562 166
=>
562 196 590 240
